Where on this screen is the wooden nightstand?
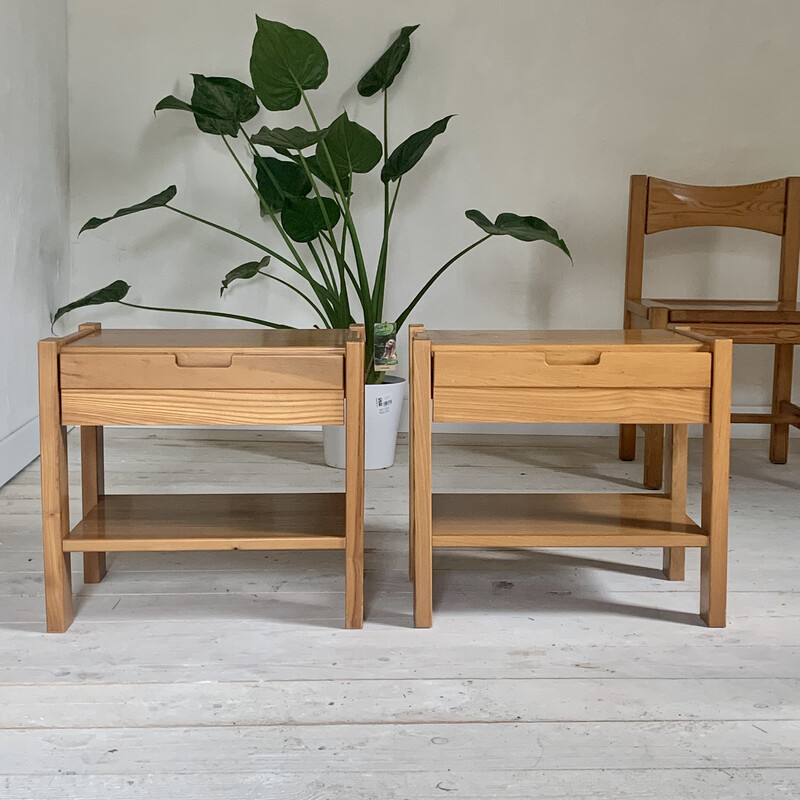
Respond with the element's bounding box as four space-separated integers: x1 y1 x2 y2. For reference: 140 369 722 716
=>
38 324 365 631
409 327 732 628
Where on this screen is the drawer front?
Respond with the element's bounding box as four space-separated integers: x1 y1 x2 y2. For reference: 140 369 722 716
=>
433 387 710 424
433 350 711 389
60 352 344 391
61 390 344 426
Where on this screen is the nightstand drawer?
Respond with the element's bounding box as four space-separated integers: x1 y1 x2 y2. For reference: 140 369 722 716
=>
433 350 711 389
60 352 344 391
432 387 710 423
61 389 345 426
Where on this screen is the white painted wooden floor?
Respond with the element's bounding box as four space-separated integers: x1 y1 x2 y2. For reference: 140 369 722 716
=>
0 429 799 799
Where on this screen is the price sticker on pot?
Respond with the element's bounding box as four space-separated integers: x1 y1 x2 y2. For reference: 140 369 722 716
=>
373 322 398 372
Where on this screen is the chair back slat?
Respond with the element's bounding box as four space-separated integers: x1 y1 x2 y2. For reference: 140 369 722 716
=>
646 178 787 235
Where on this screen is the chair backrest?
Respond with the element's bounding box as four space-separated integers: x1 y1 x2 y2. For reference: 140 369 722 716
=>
624 175 800 305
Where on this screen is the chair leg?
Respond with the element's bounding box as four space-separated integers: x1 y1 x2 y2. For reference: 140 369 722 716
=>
643 424 665 490
619 310 637 461
769 344 794 464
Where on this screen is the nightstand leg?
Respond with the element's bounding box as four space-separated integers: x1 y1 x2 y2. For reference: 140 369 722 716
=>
38 340 73 633
81 426 107 583
619 424 637 461
701 340 732 627
408 325 425 583
408 394 416 582
344 335 365 629
662 424 688 581
411 336 433 628
643 424 664 490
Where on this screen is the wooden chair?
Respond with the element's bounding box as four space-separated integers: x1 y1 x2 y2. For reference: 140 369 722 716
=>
620 175 800 488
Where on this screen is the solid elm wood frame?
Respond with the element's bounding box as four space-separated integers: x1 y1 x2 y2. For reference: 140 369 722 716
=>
38 323 365 632
620 175 800 489
409 326 732 629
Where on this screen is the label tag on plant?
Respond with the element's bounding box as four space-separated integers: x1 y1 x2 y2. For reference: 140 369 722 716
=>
373 322 398 372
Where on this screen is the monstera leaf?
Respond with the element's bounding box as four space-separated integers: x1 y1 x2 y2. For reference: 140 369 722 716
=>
79 186 177 234
255 156 312 214
53 281 130 324
251 125 329 151
316 111 382 183
358 25 419 96
281 196 341 242
466 210 572 260
220 256 270 296
155 75 258 136
381 115 454 183
250 17 328 111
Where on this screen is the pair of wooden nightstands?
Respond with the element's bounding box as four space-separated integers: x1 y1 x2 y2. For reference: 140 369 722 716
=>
39 324 731 631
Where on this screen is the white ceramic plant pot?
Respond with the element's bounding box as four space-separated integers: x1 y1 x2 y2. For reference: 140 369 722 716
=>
323 375 406 470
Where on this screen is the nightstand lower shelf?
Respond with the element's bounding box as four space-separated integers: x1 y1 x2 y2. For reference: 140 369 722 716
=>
64 493 347 552
431 493 707 548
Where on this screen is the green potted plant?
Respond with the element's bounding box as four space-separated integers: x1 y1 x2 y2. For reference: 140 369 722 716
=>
55 17 571 469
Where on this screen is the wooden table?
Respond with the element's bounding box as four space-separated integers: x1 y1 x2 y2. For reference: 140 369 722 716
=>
38 324 365 632
408 327 732 628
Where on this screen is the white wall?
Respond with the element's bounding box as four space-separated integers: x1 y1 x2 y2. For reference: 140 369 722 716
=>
0 0 70 485
67 0 800 429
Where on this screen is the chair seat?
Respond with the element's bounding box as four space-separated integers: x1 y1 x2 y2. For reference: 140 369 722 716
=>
641 299 800 324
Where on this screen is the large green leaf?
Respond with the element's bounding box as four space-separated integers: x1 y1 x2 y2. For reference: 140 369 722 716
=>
357 25 419 97
316 111 382 182
255 155 312 214
381 115 454 183
154 95 195 114
53 281 130 324
220 256 270 296
466 210 572 260
155 76 258 137
191 75 259 135
281 196 341 242
251 125 329 151
249 17 328 111
79 186 177 234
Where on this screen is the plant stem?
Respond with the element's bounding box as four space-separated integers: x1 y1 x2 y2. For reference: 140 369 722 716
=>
394 235 492 328
306 240 336 299
300 89 373 333
255 270 329 324
293 148 352 313
118 301 292 328
374 177 402 321
221 133 337 317
372 89 391 324
238 127 341 317
165 205 297 270
321 231 359 293
315 235 339 295
295 150 343 245
221 135 318 281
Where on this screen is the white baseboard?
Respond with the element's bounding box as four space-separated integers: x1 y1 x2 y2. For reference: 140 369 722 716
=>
0 417 40 487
